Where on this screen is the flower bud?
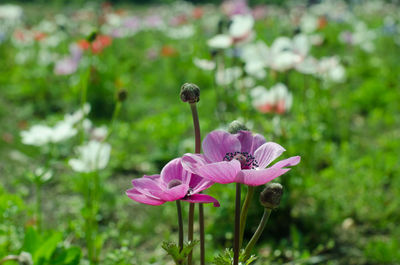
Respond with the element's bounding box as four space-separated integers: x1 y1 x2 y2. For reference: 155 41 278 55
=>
180 83 200 103
228 120 248 134
259 183 283 209
87 31 98 43
117 89 128 102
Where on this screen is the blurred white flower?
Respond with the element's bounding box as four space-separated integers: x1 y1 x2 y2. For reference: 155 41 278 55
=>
64 103 91 125
193 58 216 70
241 41 269 79
34 167 53 182
50 121 77 143
268 36 302 72
318 56 346 83
250 83 293 114
339 21 376 53
229 14 254 39
20 105 90 146
69 141 111 173
296 56 319 75
91 126 108 141
207 34 232 49
18 252 33 265
20 124 53 146
0 4 23 21
207 14 254 49
300 14 318 34
215 66 242 85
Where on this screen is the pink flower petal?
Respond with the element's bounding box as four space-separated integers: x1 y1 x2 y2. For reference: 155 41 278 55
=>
235 168 290 186
271 156 301 169
252 133 267 153
132 177 164 200
160 158 187 185
195 160 241 184
188 174 214 194
126 188 165 206
158 184 190 201
202 130 241 163
182 153 209 173
236 130 266 153
132 177 189 202
182 194 220 207
254 142 286 169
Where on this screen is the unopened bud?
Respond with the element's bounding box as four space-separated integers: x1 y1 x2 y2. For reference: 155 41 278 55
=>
87 31 98 43
259 183 283 209
228 120 248 134
117 89 128 102
180 83 200 103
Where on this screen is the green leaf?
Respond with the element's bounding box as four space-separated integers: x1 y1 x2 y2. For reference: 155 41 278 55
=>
22 227 40 255
162 240 198 265
213 249 257 265
34 232 63 262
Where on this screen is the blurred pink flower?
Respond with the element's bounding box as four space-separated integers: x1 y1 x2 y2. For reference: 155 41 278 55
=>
54 57 79 75
221 0 251 17
126 158 219 206
54 44 83 75
182 130 300 186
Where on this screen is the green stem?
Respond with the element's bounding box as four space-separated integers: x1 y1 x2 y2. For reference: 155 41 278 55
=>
190 103 201 154
243 208 272 261
239 186 255 248
187 203 194 265
190 102 206 265
199 203 205 265
233 183 241 265
105 101 122 141
176 201 184 252
83 173 94 263
91 171 100 264
35 182 42 233
79 66 91 144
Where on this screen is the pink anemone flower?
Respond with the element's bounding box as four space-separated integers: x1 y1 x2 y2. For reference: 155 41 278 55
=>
182 130 300 186
126 158 219 207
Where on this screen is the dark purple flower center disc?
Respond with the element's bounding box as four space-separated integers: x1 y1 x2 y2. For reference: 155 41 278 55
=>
223 151 259 169
168 179 182 189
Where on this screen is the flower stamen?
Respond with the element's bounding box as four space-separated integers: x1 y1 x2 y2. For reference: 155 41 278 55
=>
223 151 259 169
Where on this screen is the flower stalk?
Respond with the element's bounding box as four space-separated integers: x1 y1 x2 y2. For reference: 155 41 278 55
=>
233 183 241 265
243 208 271 261
239 185 255 248
244 183 283 261
191 102 205 265
176 200 184 252
181 83 204 265
35 181 42 232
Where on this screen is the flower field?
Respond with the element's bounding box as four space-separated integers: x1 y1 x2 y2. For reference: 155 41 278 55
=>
1 0 400 264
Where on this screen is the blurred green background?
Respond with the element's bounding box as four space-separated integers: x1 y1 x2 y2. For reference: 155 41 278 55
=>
1 0 400 264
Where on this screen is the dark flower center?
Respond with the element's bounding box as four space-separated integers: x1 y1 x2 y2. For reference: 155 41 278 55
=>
223 151 259 170
167 179 182 189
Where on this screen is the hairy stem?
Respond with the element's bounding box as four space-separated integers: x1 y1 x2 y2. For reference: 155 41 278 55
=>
190 102 206 265
176 201 184 252
187 203 195 265
243 208 272 261
233 183 241 265
199 203 205 265
239 186 255 249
